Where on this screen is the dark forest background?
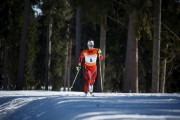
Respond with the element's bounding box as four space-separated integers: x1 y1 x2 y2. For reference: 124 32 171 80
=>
0 0 179 93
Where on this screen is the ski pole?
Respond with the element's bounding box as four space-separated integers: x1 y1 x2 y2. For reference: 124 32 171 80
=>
98 49 103 92
70 70 80 89
99 59 103 92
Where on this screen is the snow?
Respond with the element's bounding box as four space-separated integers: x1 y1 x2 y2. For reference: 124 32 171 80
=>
0 91 180 120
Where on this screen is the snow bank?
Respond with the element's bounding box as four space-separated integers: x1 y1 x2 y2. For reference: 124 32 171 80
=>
0 91 180 120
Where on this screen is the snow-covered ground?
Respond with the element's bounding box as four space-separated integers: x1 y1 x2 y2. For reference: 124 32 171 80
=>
0 91 180 120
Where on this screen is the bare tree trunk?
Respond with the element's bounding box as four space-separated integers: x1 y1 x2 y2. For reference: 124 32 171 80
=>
64 24 72 91
64 41 68 91
123 0 138 93
45 16 52 90
160 44 168 93
99 16 107 92
67 39 72 91
160 59 166 93
74 5 81 91
16 0 30 90
152 0 161 93
75 6 81 63
3 40 8 90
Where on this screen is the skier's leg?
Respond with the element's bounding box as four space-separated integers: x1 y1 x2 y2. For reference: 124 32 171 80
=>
88 84 93 93
84 82 88 94
90 68 97 85
89 67 97 94
84 66 91 94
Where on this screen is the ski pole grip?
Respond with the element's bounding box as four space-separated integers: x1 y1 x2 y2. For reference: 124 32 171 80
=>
98 49 102 54
76 65 81 71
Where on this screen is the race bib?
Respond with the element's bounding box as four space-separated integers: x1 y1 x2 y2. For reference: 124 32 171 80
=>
85 54 97 63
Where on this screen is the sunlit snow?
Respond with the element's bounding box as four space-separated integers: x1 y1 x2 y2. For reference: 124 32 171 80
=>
0 91 180 120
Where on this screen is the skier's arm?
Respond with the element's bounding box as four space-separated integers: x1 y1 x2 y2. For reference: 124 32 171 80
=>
99 54 103 60
76 51 84 72
78 51 85 66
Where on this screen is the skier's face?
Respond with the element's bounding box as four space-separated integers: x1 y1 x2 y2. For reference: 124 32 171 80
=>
87 40 94 49
88 45 94 49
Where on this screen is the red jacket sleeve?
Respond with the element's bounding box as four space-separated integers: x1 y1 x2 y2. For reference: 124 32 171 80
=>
99 55 103 60
98 54 103 60
96 48 103 60
78 51 84 65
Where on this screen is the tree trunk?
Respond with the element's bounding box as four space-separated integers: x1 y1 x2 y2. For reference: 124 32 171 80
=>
45 16 52 90
67 39 72 91
160 59 166 93
75 6 81 63
99 16 107 92
67 23 72 91
123 0 138 93
16 0 30 90
64 40 68 91
3 40 8 90
152 0 161 93
74 5 81 91
64 23 72 91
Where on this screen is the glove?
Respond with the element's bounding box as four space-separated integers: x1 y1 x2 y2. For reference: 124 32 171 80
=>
76 65 81 72
98 49 102 54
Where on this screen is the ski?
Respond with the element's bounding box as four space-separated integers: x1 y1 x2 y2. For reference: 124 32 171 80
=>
84 92 95 97
90 93 94 97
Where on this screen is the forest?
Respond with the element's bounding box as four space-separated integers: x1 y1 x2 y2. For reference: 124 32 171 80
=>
0 0 179 93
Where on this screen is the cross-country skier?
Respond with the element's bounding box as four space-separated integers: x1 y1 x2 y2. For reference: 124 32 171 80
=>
76 39 103 96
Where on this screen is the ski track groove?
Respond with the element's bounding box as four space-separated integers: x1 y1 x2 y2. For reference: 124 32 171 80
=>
0 91 180 120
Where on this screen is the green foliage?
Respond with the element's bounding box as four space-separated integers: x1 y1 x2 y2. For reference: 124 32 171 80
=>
24 13 38 89
76 0 111 25
0 0 23 89
41 0 73 91
161 0 180 92
50 27 66 91
34 15 46 89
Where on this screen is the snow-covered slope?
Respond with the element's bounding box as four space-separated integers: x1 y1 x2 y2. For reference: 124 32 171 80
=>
0 91 180 120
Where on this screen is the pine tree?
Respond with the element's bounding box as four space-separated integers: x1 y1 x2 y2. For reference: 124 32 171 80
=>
17 0 30 90
152 0 162 93
123 0 139 93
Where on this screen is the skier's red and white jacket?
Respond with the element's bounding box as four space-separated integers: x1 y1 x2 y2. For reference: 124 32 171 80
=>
78 48 103 67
